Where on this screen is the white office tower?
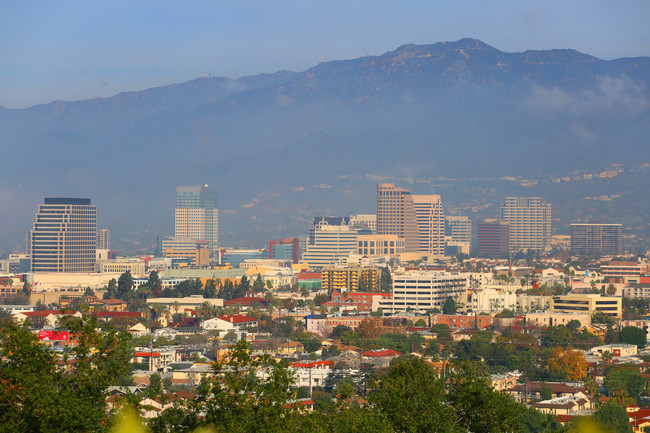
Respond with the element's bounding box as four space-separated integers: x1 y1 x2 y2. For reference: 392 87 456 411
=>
501 197 552 252
412 194 446 256
302 224 358 269
30 198 97 272
97 228 110 250
174 185 219 252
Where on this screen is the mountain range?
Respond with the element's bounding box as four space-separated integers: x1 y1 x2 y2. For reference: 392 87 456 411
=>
1 38 649 253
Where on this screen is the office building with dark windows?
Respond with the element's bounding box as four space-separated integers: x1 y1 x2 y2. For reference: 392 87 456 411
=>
29 197 97 273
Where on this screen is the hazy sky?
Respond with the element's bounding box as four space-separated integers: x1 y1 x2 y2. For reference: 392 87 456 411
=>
1 0 649 108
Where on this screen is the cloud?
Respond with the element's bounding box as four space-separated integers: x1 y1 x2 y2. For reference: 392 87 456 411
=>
525 75 649 117
275 94 292 107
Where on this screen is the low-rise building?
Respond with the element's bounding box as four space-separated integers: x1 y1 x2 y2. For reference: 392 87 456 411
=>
325 315 365 336
132 348 179 370
431 314 492 330
380 271 467 315
507 382 588 404
469 288 517 313
551 294 622 319
325 291 391 312
97 259 146 276
525 312 591 328
289 360 334 388
321 267 380 293
589 344 638 358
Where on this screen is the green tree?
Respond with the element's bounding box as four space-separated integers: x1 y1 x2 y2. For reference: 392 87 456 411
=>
565 320 582 333
186 339 297 432
542 325 573 347
605 367 644 402
380 267 392 293
204 279 218 298
104 278 118 299
147 373 163 398
448 363 525 432
0 315 133 433
520 407 565 433
369 357 455 432
442 297 457 315
22 282 33 297
253 274 265 292
117 271 134 299
594 401 633 433
621 326 647 349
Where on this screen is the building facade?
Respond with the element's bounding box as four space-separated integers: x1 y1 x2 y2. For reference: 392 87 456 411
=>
500 197 552 252
357 234 405 257
376 183 419 253
269 238 300 264
477 221 510 258
30 198 97 273
550 294 622 319
570 223 622 256
174 185 218 252
349 214 377 232
445 215 472 244
320 267 380 293
412 194 446 256
97 229 110 250
379 271 468 314
302 225 358 269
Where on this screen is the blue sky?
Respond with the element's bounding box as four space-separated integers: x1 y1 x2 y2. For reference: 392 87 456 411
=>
1 0 649 108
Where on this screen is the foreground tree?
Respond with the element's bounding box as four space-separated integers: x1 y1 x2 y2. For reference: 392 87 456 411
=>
0 315 132 433
594 401 633 433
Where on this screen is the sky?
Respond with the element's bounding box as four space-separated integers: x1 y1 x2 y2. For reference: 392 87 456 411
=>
1 0 649 108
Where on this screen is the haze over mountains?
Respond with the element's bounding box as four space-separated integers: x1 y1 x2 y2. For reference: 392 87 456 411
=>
1 38 649 253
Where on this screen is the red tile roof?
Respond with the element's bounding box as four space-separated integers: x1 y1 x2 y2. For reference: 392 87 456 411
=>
92 311 142 318
21 310 78 317
217 314 258 324
224 297 268 307
290 360 334 368
362 349 402 357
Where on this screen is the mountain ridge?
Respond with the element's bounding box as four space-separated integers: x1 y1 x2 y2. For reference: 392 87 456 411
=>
0 38 648 252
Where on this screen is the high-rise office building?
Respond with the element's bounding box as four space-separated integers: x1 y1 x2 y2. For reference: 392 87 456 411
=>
376 183 419 252
571 223 622 256
308 216 350 245
500 197 552 252
412 194 445 256
97 228 110 250
29 197 97 272
477 221 510 258
174 185 219 252
445 216 472 244
302 225 358 268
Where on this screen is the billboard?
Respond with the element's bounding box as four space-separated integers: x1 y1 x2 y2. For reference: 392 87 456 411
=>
38 330 69 341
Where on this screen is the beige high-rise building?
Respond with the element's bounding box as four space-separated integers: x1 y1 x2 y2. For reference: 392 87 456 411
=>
97 228 110 250
412 194 445 256
501 197 552 252
174 185 218 252
376 183 419 252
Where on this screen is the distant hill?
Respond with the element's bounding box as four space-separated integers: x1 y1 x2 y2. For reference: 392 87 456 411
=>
1 38 649 252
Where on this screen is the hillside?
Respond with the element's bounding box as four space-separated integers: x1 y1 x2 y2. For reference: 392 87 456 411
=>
1 38 649 252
